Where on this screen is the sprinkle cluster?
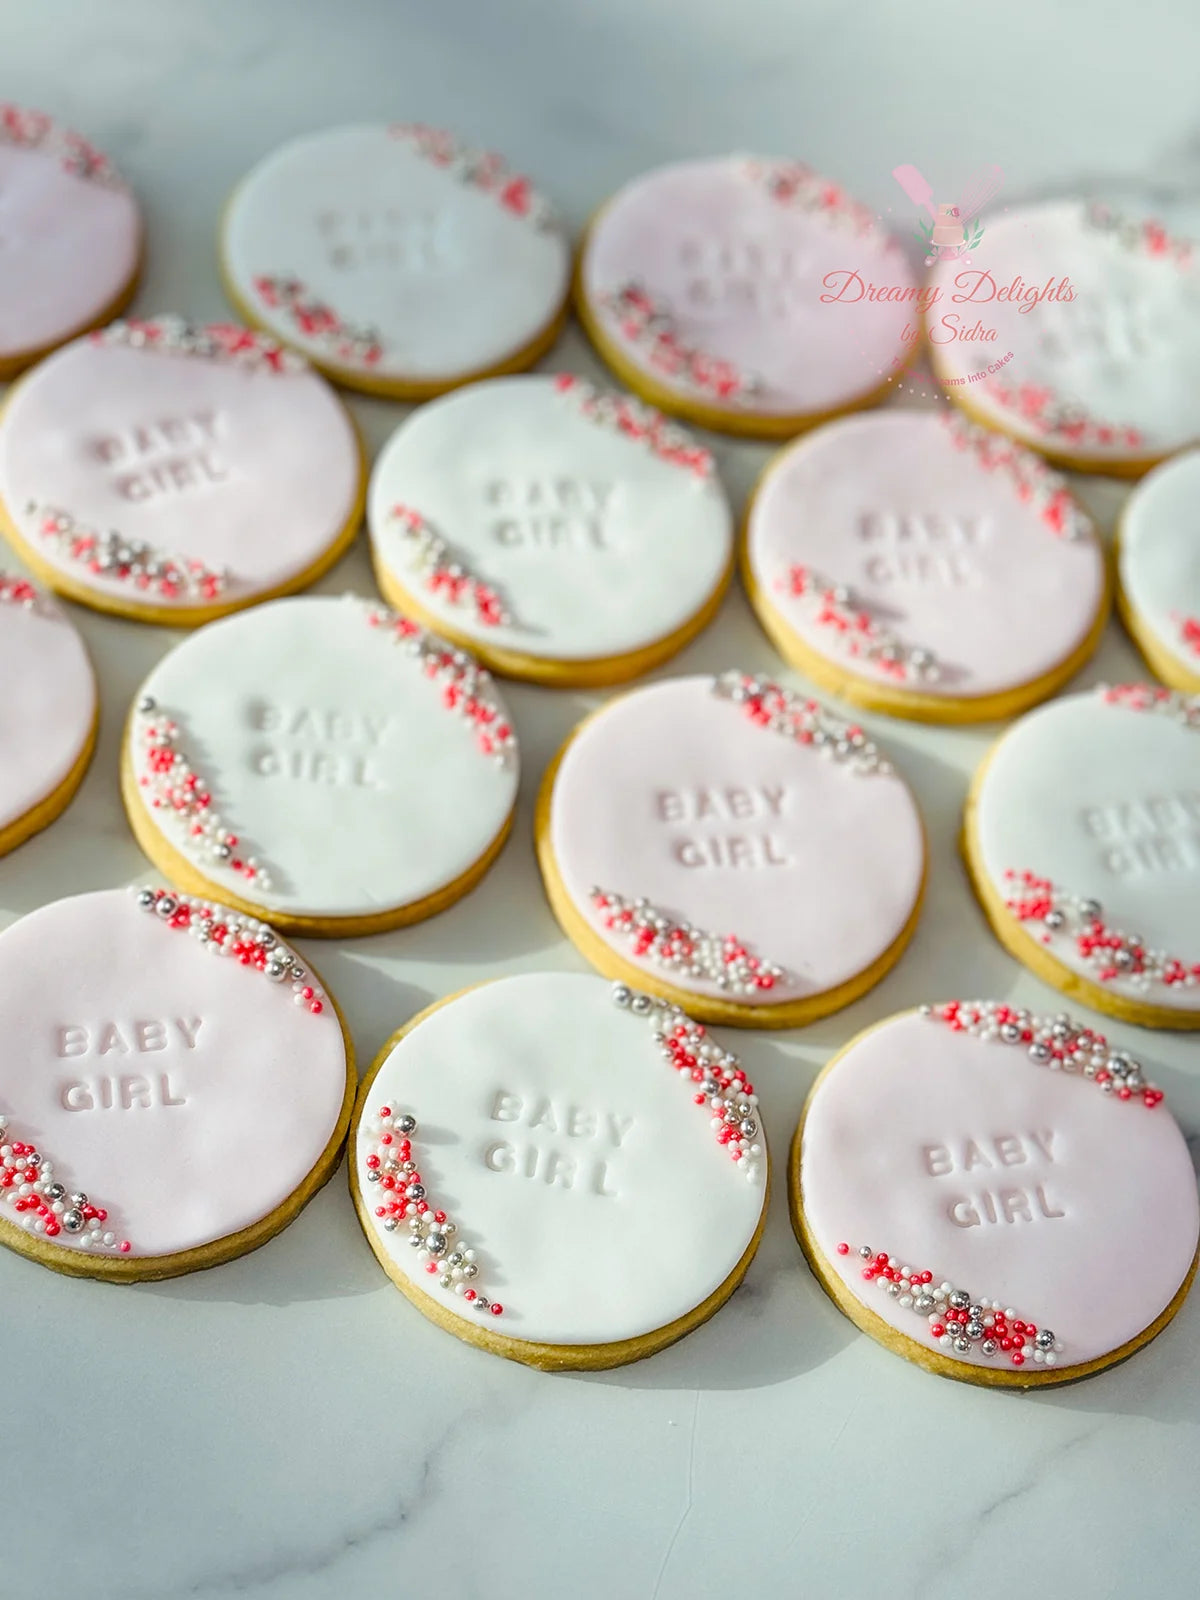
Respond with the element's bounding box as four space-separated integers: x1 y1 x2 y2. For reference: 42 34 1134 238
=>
590 888 786 997
365 605 516 762
132 886 326 1014
1099 681 1200 724
388 504 508 627
611 983 764 1182
744 159 882 237
774 565 941 683
389 124 555 230
133 695 270 891
28 501 228 603
364 1106 503 1317
598 282 763 404
553 374 712 477
0 1113 130 1254
943 410 1093 540
1085 202 1194 267
1178 616 1200 660
983 378 1144 453
0 572 38 609
1002 869 1200 998
923 999 1163 1105
0 102 123 187
712 669 892 775
252 277 382 367
95 315 306 373
837 1243 1063 1369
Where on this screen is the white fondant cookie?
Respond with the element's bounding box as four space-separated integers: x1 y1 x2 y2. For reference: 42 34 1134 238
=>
743 409 1107 720
221 124 570 396
367 374 732 683
965 685 1200 1026
0 887 353 1280
794 1004 1197 1385
1118 449 1200 691
351 973 768 1368
0 572 97 854
578 156 914 434
0 104 142 376
122 595 519 933
0 317 364 624
537 673 926 1026
928 199 1200 472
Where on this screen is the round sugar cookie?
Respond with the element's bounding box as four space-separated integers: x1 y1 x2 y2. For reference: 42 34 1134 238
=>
0 104 142 378
928 199 1200 476
220 124 571 398
964 684 1200 1029
1117 450 1200 692
367 374 732 685
0 886 353 1281
0 317 365 626
350 973 768 1370
743 408 1108 722
576 156 915 438
121 595 519 936
536 672 926 1027
792 1003 1198 1387
0 571 97 855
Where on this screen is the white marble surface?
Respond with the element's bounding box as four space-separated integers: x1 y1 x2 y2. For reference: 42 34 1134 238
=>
3 2 1200 1595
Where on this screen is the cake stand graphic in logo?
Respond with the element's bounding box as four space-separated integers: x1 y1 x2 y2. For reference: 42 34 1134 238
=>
893 164 1004 264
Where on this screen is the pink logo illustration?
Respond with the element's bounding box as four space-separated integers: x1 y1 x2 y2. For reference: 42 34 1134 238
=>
893 164 1004 264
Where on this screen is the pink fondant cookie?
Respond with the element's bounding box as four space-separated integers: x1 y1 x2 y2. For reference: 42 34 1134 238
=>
743 408 1108 721
1117 449 1200 692
0 887 353 1281
577 157 914 437
793 1003 1198 1386
928 199 1200 475
0 316 364 625
964 684 1200 1029
536 672 926 1026
350 973 768 1369
0 571 97 856
366 373 732 685
220 124 570 398
0 104 142 378
121 594 519 935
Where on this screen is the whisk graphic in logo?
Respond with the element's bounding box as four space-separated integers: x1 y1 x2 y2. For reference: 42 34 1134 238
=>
893 164 1004 264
